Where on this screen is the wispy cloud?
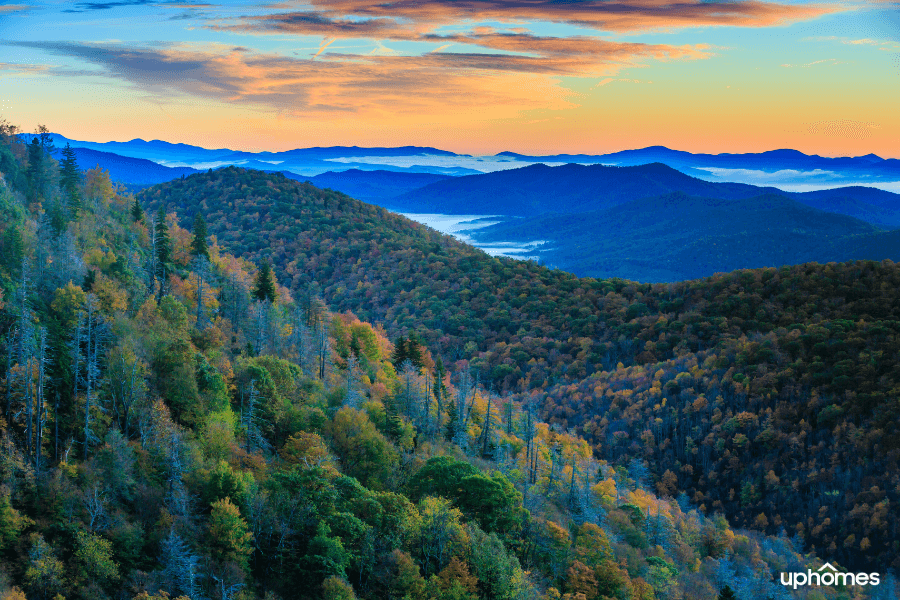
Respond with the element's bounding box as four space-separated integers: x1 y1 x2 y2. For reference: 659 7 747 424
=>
0 40 586 115
0 4 28 12
218 0 836 35
63 0 156 12
806 120 881 139
781 58 846 67
313 37 336 58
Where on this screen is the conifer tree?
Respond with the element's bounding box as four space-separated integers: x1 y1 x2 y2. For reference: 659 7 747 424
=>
130 198 144 223
717 585 737 600
190 212 209 258
391 336 407 369
59 143 81 215
1 224 23 277
154 206 172 292
406 333 423 369
252 260 276 302
26 137 43 202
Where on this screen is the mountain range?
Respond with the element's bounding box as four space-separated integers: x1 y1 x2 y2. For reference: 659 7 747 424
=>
24 132 900 192
28 132 900 282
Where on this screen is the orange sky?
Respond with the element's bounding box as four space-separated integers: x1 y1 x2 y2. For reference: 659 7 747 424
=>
0 0 897 156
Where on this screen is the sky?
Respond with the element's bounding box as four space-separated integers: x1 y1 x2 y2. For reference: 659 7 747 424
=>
0 0 897 156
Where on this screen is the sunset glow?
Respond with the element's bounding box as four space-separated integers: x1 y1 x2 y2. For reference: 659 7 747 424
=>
1 0 897 156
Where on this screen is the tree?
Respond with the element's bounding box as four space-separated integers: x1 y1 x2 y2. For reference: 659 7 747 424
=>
391 336 408 369
717 585 737 600
59 143 81 215
326 406 397 490
25 137 43 202
252 260 276 303
154 207 172 294
160 528 202 599
410 496 466 576
73 529 120 586
24 534 65 600
207 497 254 572
407 456 527 538
299 523 350 588
131 198 144 223
323 576 357 600
190 212 209 258
0 490 31 551
0 224 23 277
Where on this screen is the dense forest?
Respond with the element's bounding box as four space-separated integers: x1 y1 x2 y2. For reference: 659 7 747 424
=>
0 121 896 600
467 192 900 281
136 167 900 575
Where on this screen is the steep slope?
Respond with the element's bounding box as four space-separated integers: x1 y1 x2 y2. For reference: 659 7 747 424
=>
470 192 891 280
137 167 900 573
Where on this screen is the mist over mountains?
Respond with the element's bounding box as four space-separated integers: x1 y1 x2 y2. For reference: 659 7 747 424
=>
27 132 900 191
30 132 900 281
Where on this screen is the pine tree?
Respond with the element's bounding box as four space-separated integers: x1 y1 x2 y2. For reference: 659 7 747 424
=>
406 332 423 369
154 206 172 293
252 261 276 302
391 336 407 369
1 224 23 277
717 585 737 600
130 198 144 223
26 137 43 202
59 143 81 215
190 212 209 258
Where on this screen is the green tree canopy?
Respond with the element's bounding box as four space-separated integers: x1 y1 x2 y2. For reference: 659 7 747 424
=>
253 260 277 302
59 142 81 215
190 212 209 258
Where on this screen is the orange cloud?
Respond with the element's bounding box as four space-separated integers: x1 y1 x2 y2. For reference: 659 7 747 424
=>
2 35 711 112
2 41 588 116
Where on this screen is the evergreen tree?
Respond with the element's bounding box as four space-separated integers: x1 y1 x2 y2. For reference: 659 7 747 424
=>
717 585 738 600
26 137 43 202
349 330 361 360
406 332 423 369
154 206 172 288
130 198 144 223
252 260 277 302
391 336 407 369
48 200 68 235
59 143 81 215
190 212 209 258
1 224 23 277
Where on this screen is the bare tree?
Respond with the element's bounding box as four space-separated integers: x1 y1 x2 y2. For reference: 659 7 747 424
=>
160 527 203 599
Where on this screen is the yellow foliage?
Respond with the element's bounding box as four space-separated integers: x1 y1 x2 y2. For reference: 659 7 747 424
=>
93 274 128 314
84 166 115 207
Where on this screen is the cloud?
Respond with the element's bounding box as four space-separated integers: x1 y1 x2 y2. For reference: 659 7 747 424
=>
63 0 157 12
0 4 28 12
420 32 711 62
210 21 715 73
781 58 846 67
0 40 584 116
219 0 836 35
806 120 881 139
591 77 652 89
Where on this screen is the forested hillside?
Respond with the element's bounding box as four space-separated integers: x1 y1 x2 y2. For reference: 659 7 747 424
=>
137 167 900 575
468 192 898 281
4 122 883 599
